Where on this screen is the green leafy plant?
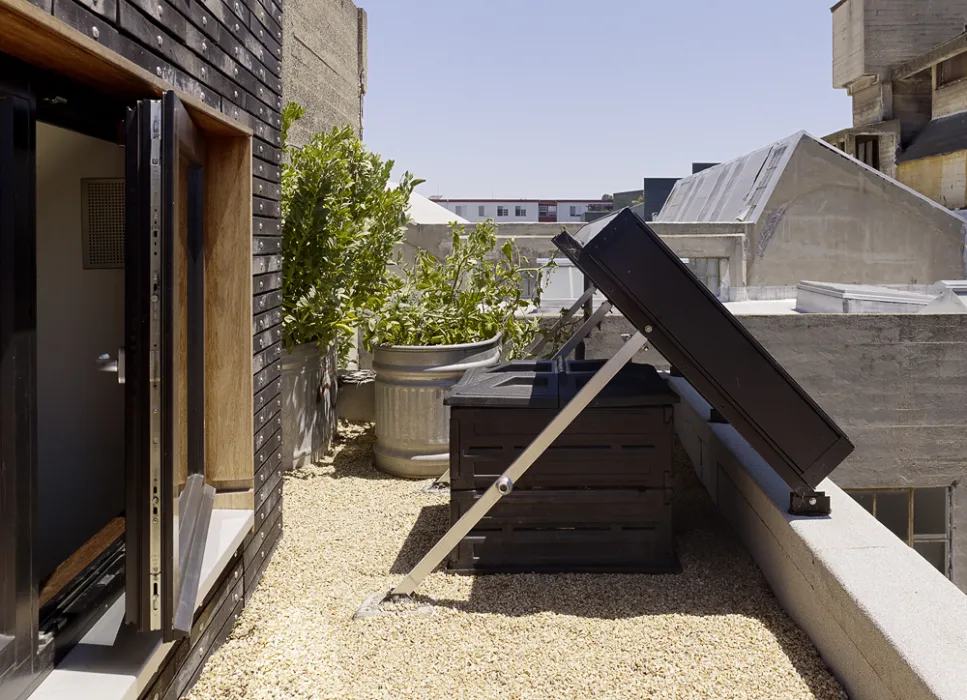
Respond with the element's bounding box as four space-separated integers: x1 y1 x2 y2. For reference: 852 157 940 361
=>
360 220 554 359
281 102 423 357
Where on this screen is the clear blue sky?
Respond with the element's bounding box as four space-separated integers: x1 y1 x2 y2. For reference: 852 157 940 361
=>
360 0 851 200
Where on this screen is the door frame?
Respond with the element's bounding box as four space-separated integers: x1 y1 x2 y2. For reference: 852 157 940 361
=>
0 0 253 688
0 77 49 700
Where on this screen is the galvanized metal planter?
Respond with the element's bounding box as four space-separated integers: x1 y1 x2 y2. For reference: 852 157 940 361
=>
373 334 501 479
282 343 338 471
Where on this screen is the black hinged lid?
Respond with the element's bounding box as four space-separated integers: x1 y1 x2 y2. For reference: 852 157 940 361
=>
562 360 679 407
446 361 559 408
552 209 854 492
446 360 677 409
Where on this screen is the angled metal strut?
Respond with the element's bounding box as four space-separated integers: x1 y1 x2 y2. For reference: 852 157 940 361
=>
389 331 649 598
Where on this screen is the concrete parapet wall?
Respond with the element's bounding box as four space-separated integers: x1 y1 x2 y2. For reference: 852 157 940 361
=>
580 312 967 591
671 376 967 700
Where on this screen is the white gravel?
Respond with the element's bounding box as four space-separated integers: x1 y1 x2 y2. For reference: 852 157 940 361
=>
187 423 846 700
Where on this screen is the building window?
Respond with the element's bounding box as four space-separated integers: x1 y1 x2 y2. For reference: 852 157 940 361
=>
515 205 527 217
497 206 509 217
454 205 466 217
538 204 549 217
478 205 485 217
524 259 606 310
855 135 880 170
683 257 723 298
938 52 967 88
569 205 579 217
846 488 950 576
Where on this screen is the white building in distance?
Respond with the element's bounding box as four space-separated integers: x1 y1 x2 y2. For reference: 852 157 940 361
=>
428 198 612 223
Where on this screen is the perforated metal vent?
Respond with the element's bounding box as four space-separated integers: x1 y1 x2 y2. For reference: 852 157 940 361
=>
81 178 125 269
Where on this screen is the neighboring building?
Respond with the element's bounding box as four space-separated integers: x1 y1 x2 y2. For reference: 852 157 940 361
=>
655 130 966 289
824 0 967 204
0 0 364 698
283 0 368 144
430 198 612 223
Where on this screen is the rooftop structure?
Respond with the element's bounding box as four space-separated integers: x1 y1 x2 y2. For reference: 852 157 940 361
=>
655 131 966 287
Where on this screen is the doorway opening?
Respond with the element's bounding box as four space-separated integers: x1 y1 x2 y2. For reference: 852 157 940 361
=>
31 80 129 662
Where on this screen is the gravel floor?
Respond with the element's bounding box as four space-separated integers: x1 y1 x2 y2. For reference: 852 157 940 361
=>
187 423 846 700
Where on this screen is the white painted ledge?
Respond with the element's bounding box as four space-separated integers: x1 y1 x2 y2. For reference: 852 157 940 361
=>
31 509 253 700
669 376 967 700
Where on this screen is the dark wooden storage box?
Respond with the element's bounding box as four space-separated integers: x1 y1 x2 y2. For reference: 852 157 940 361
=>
446 361 680 574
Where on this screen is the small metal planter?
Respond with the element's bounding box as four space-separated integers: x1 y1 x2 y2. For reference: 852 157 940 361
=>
282 343 338 471
373 334 501 478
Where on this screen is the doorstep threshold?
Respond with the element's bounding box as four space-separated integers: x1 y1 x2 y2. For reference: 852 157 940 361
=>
29 509 253 700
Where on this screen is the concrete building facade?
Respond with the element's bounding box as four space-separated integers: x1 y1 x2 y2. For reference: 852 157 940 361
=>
282 0 367 145
583 312 967 593
656 131 966 287
825 0 967 209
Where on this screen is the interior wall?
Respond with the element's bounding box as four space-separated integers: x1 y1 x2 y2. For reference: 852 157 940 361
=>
36 122 125 581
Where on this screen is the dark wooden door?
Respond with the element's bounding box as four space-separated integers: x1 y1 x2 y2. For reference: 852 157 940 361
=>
0 89 49 700
125 91 209 641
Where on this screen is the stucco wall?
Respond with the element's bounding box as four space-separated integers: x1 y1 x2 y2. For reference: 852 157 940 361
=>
749 137 965 286
898 150 967 210
283 0 366 144
933 71 967 120
822 120 900 179
851 80 889 126
583 312 967 592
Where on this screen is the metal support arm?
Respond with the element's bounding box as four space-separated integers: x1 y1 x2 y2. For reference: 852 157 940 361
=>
389 331 649 598
551 301 612 362
527 286 597 357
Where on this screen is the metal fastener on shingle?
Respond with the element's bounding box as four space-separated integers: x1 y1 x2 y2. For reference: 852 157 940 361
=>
157 35 162 45
235 22 240 30
234 90 239 98
202 15 207 24
92 26 99 39
202 41 207 51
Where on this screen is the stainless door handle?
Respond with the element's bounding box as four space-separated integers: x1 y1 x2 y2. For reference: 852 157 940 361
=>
96 349 125 384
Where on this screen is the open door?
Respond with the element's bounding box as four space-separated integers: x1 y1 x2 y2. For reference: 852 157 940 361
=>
125 91 214 641
0 91 47 700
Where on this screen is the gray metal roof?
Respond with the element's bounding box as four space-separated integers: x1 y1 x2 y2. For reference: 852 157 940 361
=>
897 111 967 163
656 132 804 224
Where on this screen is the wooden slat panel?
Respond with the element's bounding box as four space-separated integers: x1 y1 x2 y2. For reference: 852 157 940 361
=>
0 0 251 135
252 341 281 374
252 376 281 414
253 390 281 433
205 133 254 490
252 236 280 255
252 306 280 333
